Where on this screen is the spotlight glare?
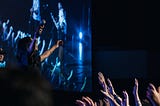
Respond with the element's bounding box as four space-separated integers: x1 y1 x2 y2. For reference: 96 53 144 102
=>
79 32 83 39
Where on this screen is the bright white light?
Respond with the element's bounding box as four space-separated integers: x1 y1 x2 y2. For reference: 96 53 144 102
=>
79 42 82 60
79 32 83 39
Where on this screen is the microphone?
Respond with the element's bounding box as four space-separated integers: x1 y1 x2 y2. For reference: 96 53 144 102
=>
59 40 63 46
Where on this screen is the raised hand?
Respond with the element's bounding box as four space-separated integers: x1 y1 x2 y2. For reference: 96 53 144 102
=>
101 90 120 106
75 96 97 106
98 72 107 92
146 83 160 106
122 90 130 106
56 40 63 47
98 72 122 105
133 78 142 106
107 78 122 104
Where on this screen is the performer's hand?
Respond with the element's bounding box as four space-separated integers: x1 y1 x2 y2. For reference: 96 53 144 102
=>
56 40 63 47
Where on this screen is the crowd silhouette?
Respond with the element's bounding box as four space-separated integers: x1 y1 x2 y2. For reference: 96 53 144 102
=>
76 72 160 106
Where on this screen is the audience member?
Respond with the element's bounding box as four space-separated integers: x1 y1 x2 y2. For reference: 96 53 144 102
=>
16 36 63 70
0 67 54 106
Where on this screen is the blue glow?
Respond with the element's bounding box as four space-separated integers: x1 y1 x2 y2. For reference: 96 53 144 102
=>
79 32 83 39
79 42 82 61
40 40 45 55
0 61 6 68
80 76 87 92
67 69 73 81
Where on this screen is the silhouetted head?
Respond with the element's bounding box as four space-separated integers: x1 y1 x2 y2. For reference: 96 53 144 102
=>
0 67 54 106
17 37 36 53
16 37 38 67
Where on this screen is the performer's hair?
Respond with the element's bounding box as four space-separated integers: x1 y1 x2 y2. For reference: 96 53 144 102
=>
17 37 33 52
16 37 35 63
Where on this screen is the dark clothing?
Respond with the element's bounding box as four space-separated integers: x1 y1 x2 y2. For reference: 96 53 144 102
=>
17 37 41 71
17 51 41 71
28 52 41 70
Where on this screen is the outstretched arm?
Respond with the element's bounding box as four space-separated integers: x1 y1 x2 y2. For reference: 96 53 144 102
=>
107 78 122 104
40 40 63 62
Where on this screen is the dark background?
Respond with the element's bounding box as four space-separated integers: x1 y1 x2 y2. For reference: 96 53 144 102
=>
1 0 160 105
92 0 160 106
92 0 160 79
